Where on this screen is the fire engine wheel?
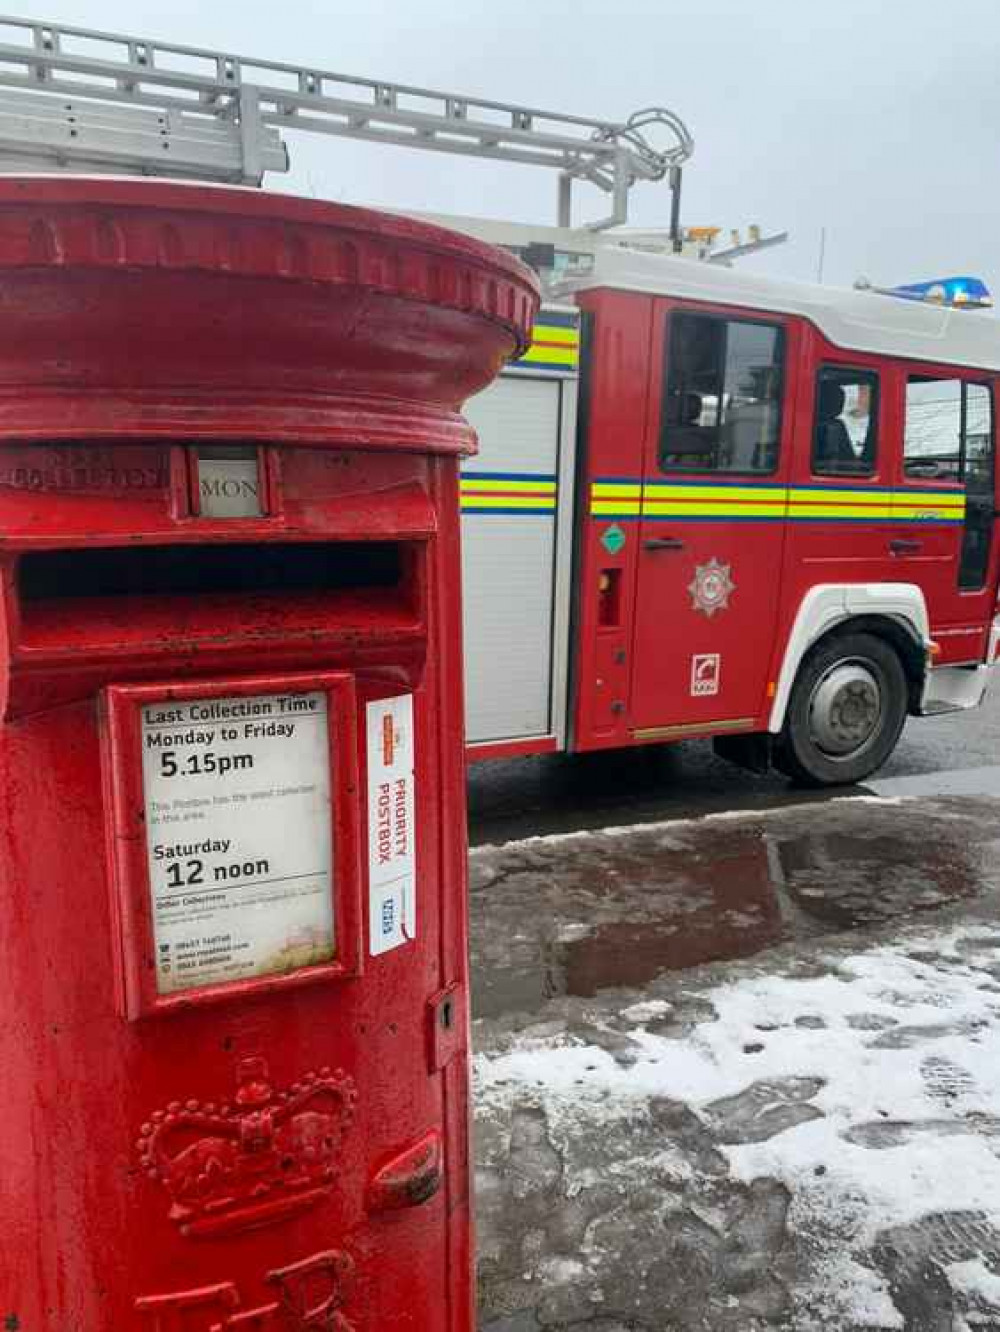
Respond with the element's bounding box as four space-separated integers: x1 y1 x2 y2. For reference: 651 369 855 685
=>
777 632 908 787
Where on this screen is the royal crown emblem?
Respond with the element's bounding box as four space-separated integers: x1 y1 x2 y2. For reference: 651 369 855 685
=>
137 1057 358 1238
688 557 735 618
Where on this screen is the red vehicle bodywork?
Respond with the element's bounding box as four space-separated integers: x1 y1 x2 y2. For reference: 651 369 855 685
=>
570 286 1000 754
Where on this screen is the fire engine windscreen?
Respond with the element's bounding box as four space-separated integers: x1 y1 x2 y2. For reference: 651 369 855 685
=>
660 312 784 474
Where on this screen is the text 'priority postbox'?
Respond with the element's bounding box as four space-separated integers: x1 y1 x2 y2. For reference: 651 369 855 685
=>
0 178 537 1330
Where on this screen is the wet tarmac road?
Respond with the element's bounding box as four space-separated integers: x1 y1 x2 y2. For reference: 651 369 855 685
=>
468 682 1000 846
468 678 1000 1329
470 793 1000 1329
468 794 1000 1022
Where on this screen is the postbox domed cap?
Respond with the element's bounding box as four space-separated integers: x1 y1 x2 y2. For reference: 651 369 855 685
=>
0 177 541 455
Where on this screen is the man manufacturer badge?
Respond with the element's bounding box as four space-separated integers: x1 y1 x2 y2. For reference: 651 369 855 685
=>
691 653 721 697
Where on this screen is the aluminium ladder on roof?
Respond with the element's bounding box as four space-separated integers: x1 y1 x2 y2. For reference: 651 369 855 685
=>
0 13 693 227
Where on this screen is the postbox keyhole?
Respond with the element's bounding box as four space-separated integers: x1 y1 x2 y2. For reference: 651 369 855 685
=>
439 998 454 1030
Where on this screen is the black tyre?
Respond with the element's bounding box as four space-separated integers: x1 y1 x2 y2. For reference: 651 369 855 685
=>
776 632 908 787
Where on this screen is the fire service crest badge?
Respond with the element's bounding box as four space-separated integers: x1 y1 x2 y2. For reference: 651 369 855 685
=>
688 558 735 618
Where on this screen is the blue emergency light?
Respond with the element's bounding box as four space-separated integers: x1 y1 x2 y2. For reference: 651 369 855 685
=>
887 275 993 308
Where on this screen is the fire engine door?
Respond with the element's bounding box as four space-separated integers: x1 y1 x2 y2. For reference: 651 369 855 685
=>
892 372 999 663
630 306 792 734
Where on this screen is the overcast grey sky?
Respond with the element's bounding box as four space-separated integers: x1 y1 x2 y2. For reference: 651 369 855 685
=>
11 0 1000 291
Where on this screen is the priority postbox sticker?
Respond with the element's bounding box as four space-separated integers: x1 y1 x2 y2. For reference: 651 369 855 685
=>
366 694 416 955
140 690 335 994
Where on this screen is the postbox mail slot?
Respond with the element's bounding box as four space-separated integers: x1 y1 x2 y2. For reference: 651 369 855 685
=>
18 540 405 601
5 541 427 715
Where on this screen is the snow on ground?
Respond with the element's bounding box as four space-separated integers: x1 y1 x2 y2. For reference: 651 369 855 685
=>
475 921 1000 1328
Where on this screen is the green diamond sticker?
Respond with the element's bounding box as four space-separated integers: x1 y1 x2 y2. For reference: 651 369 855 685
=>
601 523 626 556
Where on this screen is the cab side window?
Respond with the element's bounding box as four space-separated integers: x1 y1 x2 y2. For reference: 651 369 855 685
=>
660 312 784 474
812 367 878 477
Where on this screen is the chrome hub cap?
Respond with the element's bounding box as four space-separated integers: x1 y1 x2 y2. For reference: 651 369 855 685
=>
808 661 882 757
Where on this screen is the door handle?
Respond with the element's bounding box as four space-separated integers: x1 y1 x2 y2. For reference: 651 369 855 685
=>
889 538 923 556
643 537 685 552
368 1130 443 1212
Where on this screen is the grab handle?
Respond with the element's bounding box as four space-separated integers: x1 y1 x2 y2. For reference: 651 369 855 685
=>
643 537 685 552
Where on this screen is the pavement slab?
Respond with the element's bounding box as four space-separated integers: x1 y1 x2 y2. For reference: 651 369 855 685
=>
471 793 1000 1331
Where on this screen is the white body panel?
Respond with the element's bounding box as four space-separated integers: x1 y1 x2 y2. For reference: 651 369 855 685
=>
557 249 1000 372
461 373 577 748
921 665 990 714
768 583 931 732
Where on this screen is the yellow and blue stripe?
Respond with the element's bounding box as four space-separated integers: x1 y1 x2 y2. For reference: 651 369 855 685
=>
461 470 558 515
508 310 580 376
590 478 966 524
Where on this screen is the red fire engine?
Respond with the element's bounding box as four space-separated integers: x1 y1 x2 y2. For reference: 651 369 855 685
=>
0 13 993 787
461 256 1000 784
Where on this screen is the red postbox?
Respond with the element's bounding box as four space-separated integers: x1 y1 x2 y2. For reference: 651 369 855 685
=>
0 178 537 1329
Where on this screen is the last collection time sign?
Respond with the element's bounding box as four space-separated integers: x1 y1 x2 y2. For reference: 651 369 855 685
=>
140 690 334 994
